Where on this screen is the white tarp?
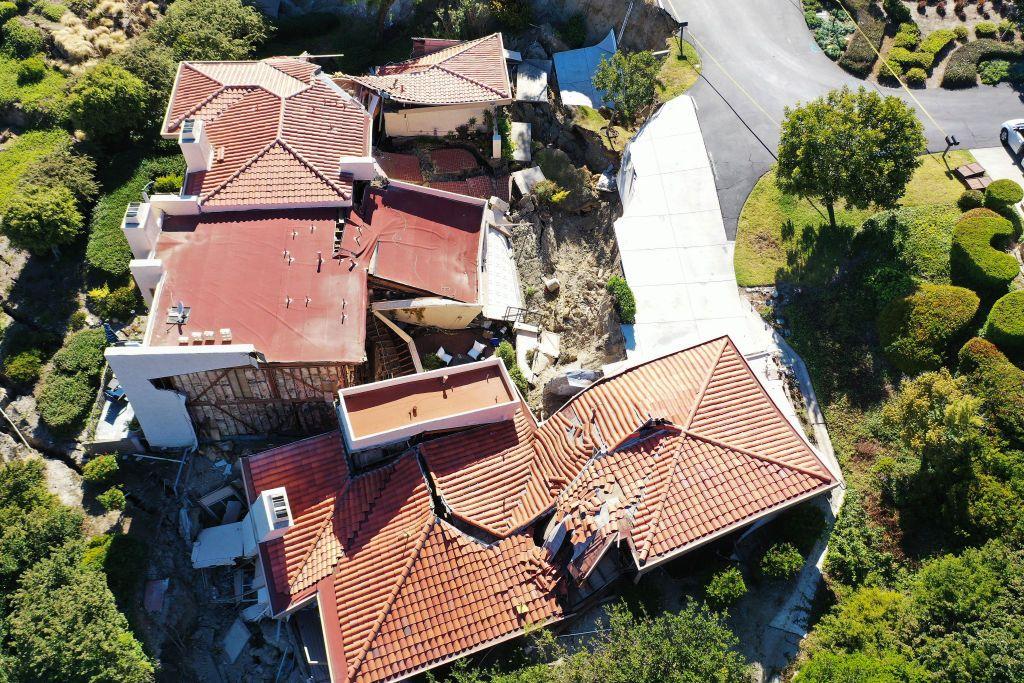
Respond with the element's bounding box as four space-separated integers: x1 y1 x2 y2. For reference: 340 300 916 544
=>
553 30 616 108
614 96 766 358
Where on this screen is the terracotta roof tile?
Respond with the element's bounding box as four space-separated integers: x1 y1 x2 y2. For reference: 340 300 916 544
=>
246 336 836 683
162 58 371 208
376 152 423 183
347 33 511 105
429 147 479 174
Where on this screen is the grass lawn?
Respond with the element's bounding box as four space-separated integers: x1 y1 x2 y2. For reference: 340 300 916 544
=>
657 38 701 103
734 150 975 287
0 129 69 214
572 105 634 153
0 56 68 122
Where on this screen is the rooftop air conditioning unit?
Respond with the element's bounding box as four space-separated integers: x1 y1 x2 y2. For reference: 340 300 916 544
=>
251 487 293 543
124 202 142 227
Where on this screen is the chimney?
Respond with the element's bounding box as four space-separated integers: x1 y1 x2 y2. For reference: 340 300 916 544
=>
251 487 294 543
178 118 212 173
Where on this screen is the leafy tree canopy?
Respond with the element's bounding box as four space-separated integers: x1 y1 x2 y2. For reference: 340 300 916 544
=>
149 0 268 62
68 63 150 144
0 184 83 254
593 51 660 124
777 86 926 227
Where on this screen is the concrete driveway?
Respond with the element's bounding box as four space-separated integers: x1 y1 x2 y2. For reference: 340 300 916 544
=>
660 0 1024 238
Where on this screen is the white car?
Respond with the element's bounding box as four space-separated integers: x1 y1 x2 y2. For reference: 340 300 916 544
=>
1000 119 1024 154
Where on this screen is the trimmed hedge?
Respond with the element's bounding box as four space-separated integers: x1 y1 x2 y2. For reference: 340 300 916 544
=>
957 189 985 211
607 275 637 324
984 178 1023 208
919 29 956 55
878 284 980 374
959 337 1024 447
888 46 933 69
984 292 1024 354
942 39 1024 88
839 13 885 77
37 372 95 433
51 329 105 378
951 212 1018 294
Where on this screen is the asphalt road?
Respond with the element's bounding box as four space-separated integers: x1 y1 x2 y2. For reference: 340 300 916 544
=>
660 0 1024 238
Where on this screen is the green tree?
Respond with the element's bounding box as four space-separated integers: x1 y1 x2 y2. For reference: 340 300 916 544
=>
68 63 150 144
1 185 83 254
593 51 660 125
795 651 929 683
149 0 267 61
776 87 926 229
21 139 99 205
5 546 154 683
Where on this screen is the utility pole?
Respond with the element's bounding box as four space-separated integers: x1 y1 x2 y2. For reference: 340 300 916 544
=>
676 20 689 58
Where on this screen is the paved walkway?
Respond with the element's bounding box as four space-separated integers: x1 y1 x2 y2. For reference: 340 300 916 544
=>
971 146 1024 186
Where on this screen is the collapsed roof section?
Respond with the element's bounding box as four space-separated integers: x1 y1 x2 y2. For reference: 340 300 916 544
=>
161 58 372 208
345 33 513 105
242 336 838 682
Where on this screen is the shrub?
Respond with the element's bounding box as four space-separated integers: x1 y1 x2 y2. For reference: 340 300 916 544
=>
271 11 339 40
89 284 140 321
959 337 1024 447
37 372 94 432
51 328 105 378
149 0 268 62
951 213 1018 293
68 63 149 144
888 46 934 69
606 275 636 324
69 310 87 330
533 179 564 206
919 28 956 54
805 10 823 28
491 0 531 33
878 284 980 374
984 292 1024 354
16 55 45 84
82 454 118 484
38 1 65 20
151 174 182 194
905 67 927 84
421 353 445 371
1 184 84 254
954 25 969 40
558 12 586 49
942 39 1024 88
838 13 885 77
976 21 998 38
761 542 804 579
984 178 1023 208
892 25 920 49
2 349 43 385
0 1 16 22
96 486 125 511
705 567 746 608
2 18 43 58
957 189 985 210
979 58 1011 84
495 340 528 396
883 0 911 23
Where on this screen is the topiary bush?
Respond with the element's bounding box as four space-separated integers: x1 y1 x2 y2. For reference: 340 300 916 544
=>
1 349 43 385
838 11 885 77
0 1 16 22
878 284 980 374
959 337 1024 447
984 291 1024 354
51 328 105 378
975 21 998 38
1 17 43 58
904 67 927 85
705 567 746 608
606 275 636 324
957 189 985 211
942 39 1024 88
37 372 95 433
888 46 933 70
919 28 956 55
984 178 1023 209
951 212 1018 294
761 542 804 580
82 454 118 484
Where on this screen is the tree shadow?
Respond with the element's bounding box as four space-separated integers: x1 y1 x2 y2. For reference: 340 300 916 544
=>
3 242 84 334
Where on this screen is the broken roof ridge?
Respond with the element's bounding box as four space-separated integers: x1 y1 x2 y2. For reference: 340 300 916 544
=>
346 516 437 681
682 429 834 483
392 32 499 66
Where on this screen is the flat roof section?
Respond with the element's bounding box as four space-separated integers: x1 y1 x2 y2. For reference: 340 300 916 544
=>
345 185 484 303
148 210 367 364
342 362 514 441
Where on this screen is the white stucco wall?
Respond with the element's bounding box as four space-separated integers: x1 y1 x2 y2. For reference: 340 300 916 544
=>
384 102 501 137
105 344 258 449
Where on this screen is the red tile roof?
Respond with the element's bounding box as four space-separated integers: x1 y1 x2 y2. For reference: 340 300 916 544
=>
244 336 836 683
375 152 423 183
161 58 371 208
147 210 368 364
347 33 512 105
429 147 480 174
